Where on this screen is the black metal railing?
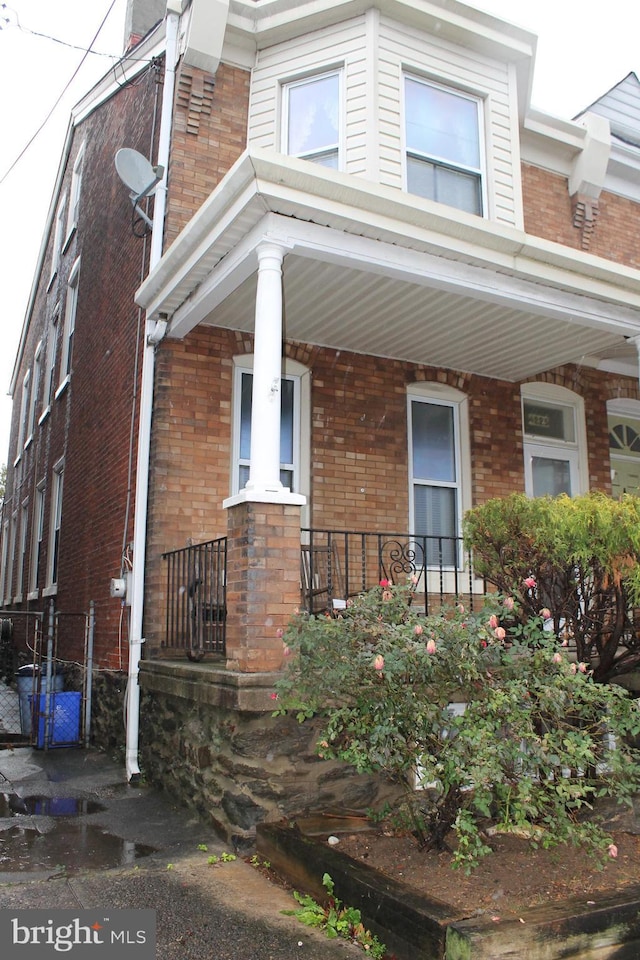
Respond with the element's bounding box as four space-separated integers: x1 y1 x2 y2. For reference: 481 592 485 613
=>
162 538 227 659
301 529 483 616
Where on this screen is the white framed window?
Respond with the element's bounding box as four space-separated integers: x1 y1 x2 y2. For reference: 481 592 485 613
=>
404 75 484 216
407 383 471 567
26 340 43 445
0 520 9 605
46 459 64 591
29 480 45 598
49 192 67 284
607 399 640 498
65 141 85 243
231 355 310 504
6 512 17 605
15 368 31 463
521 384 587 498
57 258 80 394
282 70 341 168
41 310 59 420
15 499 29 602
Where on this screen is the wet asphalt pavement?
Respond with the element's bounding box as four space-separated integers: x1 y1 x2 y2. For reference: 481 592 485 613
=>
0 747 363 959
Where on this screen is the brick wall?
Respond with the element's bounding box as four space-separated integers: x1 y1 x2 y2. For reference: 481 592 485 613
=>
522 163 640 268
164 62 250 248
143 326 637 652
2 62 162 667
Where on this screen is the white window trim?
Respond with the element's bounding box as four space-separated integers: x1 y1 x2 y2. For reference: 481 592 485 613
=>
407 382 471 569
26 339 43 447
607 398 640 496
40 310 59 422
29 479 46 598
402 73 487 217
521 383 588 497
15 498 29 603
6 512 17 606
65 141 85 246
281 68 343 169
15 368 31 465
231 354 310 519
0 520 9 605
49 192 67 287
58 257 80 392
46 458 65 591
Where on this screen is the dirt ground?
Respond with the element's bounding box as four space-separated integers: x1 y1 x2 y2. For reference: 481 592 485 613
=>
334 827 640 919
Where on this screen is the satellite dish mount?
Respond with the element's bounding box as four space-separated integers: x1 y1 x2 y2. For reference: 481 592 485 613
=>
114 148 164 236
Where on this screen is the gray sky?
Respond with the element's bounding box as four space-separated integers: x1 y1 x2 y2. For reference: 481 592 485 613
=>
1 0 639 467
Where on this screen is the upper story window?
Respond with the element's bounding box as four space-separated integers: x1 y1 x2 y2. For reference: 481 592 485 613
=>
65 141 85 244
41 310 59 421
49 193 67 284
15 368 31 463
521 384 587 498
607 400 640 498
57 258 80 394
47 459 64 591
404 75 484 216
282 71 341 168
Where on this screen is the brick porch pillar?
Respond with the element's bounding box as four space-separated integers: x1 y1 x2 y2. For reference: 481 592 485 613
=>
224 499 303 672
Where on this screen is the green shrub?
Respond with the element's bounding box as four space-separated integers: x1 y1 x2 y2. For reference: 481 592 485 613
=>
464 492 640 681
275 583 640 870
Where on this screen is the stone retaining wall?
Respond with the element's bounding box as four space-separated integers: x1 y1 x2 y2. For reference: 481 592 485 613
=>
137 661 400 844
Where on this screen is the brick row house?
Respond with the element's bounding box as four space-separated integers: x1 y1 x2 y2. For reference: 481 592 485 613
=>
2 0 640 838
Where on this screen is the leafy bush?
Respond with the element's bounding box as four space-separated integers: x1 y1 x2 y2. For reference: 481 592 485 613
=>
275 583 640 870
464 492 640 681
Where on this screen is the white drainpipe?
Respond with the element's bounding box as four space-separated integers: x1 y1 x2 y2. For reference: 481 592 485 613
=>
125 9 179 781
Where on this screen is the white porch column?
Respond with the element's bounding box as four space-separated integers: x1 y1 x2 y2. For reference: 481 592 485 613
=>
245 242 286 495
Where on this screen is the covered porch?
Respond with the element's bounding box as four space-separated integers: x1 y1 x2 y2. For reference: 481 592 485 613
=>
136 149 640 673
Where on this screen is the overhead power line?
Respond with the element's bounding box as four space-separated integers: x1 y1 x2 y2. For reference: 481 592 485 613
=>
0 0 120 187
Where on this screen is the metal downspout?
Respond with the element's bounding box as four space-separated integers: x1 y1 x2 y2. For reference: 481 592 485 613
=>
125 10 179 781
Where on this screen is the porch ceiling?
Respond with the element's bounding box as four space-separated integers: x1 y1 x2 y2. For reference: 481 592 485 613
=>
137 149 640 383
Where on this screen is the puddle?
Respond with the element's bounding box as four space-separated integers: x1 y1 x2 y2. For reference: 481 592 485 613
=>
0 793 106 817
0 823 156 874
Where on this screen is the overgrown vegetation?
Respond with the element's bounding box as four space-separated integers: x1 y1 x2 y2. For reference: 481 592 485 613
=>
283 872 387 958
464 492 640 681
275 581 640 871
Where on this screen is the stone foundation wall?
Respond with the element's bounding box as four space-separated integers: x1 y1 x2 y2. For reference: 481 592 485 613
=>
137 661 400 844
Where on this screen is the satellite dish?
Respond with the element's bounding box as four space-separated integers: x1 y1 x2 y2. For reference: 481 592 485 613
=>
114 148 164 232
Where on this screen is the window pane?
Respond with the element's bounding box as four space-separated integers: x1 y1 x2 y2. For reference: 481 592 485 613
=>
412 402 456 482
413 485 457 565
280 378 294 464
405 78 480 168
239 373 252 460
288 74 339 157
407 158 481 214
524 400 575 442
532 457 572 497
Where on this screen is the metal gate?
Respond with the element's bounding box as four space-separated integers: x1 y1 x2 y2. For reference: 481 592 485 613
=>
0 600 94 750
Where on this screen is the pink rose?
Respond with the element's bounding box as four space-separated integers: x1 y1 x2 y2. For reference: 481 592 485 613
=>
578 662 587 673
540 608 551 619
494 626 506 641
270 692 278 700
382 589 393 602
373 654 385 671
524 576 537 589
426 638 437 655
503 596 515 611
608 844 618 859
379 579 390 588
552 652 562 664
414 624 424 636
457 603 465 614
570 663 577 675
489 614 499 630
282 645 292 657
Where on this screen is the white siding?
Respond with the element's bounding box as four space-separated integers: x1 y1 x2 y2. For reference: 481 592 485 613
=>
247 13 521 225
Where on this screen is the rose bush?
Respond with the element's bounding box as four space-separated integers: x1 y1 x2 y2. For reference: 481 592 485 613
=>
275 582 640 870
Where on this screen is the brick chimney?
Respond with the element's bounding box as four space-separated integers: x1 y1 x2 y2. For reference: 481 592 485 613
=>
124 0 167 51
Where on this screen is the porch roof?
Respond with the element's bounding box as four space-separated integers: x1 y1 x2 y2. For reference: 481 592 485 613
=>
136 149 640 382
